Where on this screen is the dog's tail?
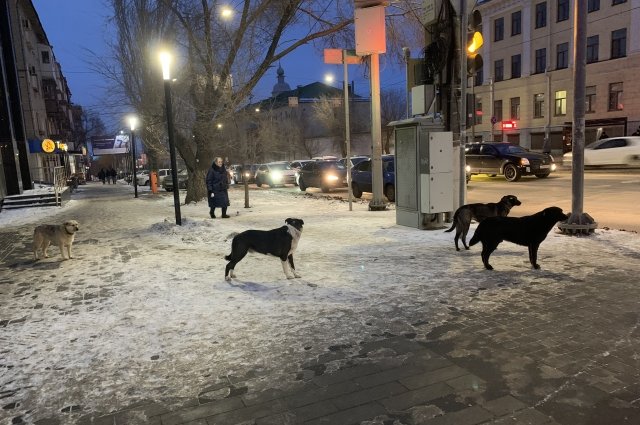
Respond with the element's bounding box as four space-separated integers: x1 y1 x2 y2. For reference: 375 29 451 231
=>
444 209 460 232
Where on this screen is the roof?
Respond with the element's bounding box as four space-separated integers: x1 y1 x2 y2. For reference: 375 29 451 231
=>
247 81 363 112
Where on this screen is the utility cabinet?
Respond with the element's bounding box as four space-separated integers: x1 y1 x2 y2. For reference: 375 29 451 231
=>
391 117 454 230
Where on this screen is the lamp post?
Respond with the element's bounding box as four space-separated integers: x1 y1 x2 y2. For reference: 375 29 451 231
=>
160 51 182 225
127 116 139 198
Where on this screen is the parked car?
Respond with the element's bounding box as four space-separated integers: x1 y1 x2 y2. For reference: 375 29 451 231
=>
290 160 314 185
350 155 396 202
465 142 556 182
297 160 348 193
135 170 150 186
254 162 297 187
228 164 243 184
162 169 188 191
136 169 172 186
563 137 640 167
339 156 370 168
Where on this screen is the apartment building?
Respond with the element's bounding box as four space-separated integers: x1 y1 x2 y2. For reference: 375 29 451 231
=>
471 0 640 154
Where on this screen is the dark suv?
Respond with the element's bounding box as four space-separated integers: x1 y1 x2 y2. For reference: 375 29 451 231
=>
350 155 395 202
465 142 556 182
297 160 347 192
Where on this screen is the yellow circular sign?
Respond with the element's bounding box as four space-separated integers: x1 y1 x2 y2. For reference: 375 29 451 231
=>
42 139 56 153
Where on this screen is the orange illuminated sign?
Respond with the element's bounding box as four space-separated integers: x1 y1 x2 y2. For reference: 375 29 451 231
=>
42 139 56 153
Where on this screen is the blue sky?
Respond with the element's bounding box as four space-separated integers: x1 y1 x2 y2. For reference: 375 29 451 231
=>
32 1 406 130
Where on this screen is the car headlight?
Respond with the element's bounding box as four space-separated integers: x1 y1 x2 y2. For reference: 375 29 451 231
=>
271 171 283 181
325 174 339 182
551 164 557 171
465 165 471 172
520 158 530 166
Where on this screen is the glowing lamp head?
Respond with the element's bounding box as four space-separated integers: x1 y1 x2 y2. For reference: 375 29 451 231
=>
159 51 172 80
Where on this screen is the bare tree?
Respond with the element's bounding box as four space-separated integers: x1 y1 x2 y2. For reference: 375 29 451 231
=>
381 88 406 154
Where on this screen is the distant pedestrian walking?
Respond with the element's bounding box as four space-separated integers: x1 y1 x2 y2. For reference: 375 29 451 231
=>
599 131 609 140
206 157 230 219
98 168 106 184
108 167 117 184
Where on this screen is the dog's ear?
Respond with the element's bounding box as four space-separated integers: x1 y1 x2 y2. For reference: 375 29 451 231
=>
285 218 292 224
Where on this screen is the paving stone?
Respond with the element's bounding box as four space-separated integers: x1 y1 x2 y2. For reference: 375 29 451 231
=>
422 405 493 425
284 380 361 408
311 363 380 387
353 363 425 388
292 399 338 422
302 402 386 425
381 382 455 411
399 365 469 390
204 399 288 424
481 395 527 417
332 382 407 410
159 398 244 425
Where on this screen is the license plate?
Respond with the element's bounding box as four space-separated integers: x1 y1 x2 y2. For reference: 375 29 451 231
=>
540 164 550 169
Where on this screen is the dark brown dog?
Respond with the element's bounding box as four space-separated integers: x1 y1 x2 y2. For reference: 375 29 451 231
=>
468 206 568 270
445 195 521 250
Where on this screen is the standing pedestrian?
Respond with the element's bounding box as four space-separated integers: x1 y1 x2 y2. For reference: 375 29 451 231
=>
98 168 106 184
205 157 230 219
599 131 609 140
108 166 117 184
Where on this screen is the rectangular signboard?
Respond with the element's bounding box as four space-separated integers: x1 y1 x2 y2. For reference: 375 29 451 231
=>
91 135 130 155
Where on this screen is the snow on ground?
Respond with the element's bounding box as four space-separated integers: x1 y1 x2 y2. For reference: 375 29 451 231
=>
1 183 640 423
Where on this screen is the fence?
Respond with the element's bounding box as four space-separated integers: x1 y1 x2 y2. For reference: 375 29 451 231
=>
53 166 67 206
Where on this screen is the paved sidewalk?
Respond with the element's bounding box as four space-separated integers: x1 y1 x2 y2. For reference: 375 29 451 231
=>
1 183 639 425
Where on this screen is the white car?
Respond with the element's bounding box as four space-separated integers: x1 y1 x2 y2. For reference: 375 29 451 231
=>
136 169 171 186
563 137 640 166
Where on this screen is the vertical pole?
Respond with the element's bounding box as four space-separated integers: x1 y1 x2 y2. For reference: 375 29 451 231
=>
131 128 138 198
403 47 410 118
343 49 353 212
244 170 250 208
489 78 494 140
471 80 476 142
571 0 586 220
164 80 182 225
458 0 467 209
369 53 385 210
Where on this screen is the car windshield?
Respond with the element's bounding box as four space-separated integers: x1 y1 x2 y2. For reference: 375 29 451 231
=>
319 162 346 170
494 144 529 155
269 163 291 171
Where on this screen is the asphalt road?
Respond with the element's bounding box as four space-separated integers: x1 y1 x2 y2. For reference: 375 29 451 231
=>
247 168 640 233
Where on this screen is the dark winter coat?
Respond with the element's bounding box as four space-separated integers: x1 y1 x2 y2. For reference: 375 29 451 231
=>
206 162 230 208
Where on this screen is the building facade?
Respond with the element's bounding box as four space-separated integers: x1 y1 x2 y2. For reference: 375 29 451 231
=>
471 0 640 154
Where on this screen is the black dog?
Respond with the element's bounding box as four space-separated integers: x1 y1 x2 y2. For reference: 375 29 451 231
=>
469 206 568 270
224 218 304 281
445 195 521 250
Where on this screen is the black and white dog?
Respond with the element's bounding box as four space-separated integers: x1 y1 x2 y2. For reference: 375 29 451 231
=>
224 218 304 281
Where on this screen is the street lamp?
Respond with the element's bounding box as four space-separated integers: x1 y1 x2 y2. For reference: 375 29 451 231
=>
127 115 139 198
159 51 182 225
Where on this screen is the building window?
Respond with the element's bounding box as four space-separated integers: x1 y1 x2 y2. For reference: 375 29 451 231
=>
475 98 483 124
510 97 521 119
535 48 546 73
612 0 626 5
511 11 522 36
494 99 503 121
588 0 600 12
535 2 547 28
611 28 627 59
608 82 623 111
41 51 50 64
495 59 504 82
586 35 599 63
586 86 596 113
511 54 521 78
534 93 545 118
475 68 484 86
494 17 504 41
555 90 567 115
557 0 570 22
556 42 569 69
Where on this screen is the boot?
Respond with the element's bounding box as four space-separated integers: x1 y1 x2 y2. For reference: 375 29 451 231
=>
209 208 216 219
221 207 230 218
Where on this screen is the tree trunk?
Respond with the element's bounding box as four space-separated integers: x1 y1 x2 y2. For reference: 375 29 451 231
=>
185 168 208 204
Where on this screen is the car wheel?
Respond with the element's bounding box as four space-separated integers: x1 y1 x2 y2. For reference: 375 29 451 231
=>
298 178 307 191
384 184 395 202
144 180 150 186
627 155 640 166
351 182 363 198
503 164 521 182
165 188 172 191
535 173 550 178
256 177 262 187
321 185 330 193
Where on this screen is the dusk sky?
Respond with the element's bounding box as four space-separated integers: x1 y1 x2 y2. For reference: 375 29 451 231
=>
32 1 407 131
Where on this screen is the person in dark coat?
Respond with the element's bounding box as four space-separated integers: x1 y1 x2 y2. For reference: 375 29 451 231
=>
206 157 230 219
108 166 117 184
98 168 106 184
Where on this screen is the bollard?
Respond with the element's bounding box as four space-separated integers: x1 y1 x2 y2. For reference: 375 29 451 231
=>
150 171 158 194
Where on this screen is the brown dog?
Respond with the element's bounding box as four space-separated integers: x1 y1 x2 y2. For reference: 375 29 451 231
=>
33 220 79 260
469 207 567 270
445 195 521 250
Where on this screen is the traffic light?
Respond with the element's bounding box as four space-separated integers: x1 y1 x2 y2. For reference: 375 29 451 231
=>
467 9 483 74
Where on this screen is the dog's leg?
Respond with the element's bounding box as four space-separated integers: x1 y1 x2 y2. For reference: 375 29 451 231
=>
461 223 470 250
43 240 50 258
59 243 68 260
281 257 295 279
528 244 541 269
454 230 461 251
225 261 238 281
68 242 74 259
288 255 301 278
481 242 497 270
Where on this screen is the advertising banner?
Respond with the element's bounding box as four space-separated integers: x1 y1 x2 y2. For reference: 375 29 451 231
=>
91 135 130 156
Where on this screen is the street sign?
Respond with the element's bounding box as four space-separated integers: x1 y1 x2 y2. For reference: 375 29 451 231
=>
490 116 497 125
501 120 517 130
323 49 360 65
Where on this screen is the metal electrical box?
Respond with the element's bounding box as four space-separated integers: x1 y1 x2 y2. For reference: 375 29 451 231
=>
391 117 454 230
